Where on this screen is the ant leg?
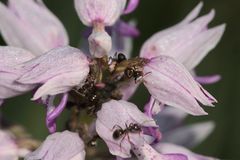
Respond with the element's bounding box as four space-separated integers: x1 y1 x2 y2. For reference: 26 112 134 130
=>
144 71 152 77
119 133 127 151
141 72 152 84
135 71 153 83
72 88 85 96
125 123 129 129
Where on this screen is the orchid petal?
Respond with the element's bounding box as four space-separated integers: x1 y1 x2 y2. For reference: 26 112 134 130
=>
114 21 140 38
25 131 85 160
123 0 139 15
0 0 68 56
180 2 203 24
132 142 188 160
144 96 165 117
140 3 225 70
140 8 215 58
162 121 215 148
74 0 127 26
0 47 36 104
0 47 35 67
96 100 157 158
195 75 221 85
180 24 226 70
143 56 216 115
17 46 89 100
154 143 218 160
154 107 187 133
88 29 112 58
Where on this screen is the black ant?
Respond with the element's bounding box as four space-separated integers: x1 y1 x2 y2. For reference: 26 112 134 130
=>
112 123 142 149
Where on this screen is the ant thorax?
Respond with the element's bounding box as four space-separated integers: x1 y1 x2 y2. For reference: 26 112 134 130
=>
112 123 142 148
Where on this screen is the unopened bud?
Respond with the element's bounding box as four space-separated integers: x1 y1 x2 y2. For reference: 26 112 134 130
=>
88 24 112 58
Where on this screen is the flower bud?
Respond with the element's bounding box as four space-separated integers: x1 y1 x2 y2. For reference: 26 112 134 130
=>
88 23 112 58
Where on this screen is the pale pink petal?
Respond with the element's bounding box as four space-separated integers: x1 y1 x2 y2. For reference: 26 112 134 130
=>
96 100 157 158
0 0 68 56
32 72 87 100
140 3 225 70
25 131 85 160
180 2 203 24
123 0 139 15
74 0 126 26
140 9 215 59
88 29 112 58
143 56 216 115
195 75 221 85
0 72 36 100
17 46 90 100
132 142 187 160
0 46 35 67
154 107 187 133
181 25 225 70
144 96 165 117
163 121 215 148
154 143 218 160
0 47 36 104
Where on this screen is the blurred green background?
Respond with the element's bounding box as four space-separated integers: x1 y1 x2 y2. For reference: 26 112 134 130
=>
0 0 239 159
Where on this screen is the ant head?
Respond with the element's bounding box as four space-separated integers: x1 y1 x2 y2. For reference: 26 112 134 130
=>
117 53 127 63
129 123 142 132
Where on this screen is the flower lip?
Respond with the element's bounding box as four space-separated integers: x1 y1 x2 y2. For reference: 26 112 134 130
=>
142 56 217 115
96 100 157 158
